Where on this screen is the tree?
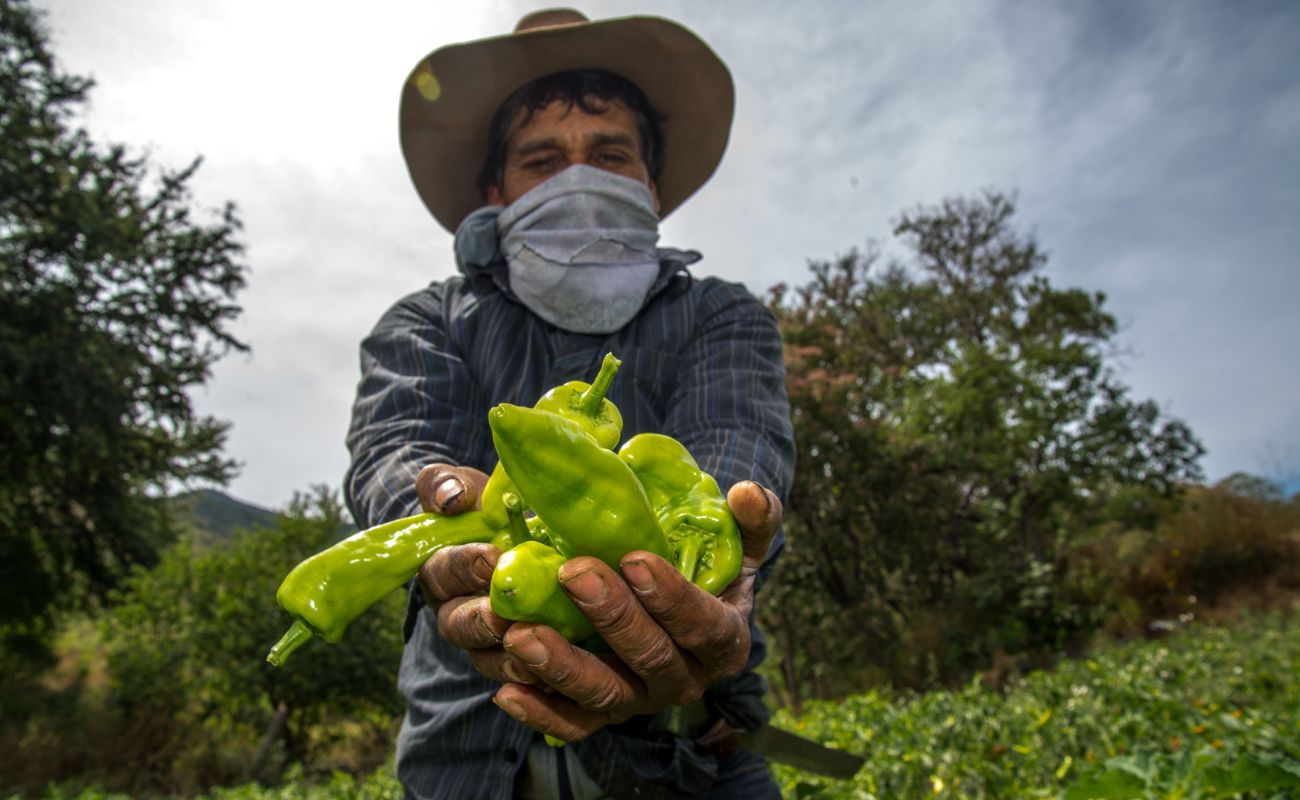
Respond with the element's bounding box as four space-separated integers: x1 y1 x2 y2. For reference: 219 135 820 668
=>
0 0 247 654
761 192 1204 702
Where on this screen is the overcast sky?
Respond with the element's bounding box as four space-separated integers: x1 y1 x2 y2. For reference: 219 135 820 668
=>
35 0 1300 510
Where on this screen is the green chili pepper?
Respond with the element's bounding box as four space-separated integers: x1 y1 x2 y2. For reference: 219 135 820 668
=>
618 433 744 595
534 352 624 449
491 541 596 643
266 510 496 666
488 403 672 568
489 493 593 641
480 353 624 532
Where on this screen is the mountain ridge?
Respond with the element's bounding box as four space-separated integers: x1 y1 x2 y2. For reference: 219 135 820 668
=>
172 488 279 543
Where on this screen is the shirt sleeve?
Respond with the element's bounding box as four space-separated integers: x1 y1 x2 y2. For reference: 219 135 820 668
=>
662 278 795 533
660 279 796 731
343 284 490 529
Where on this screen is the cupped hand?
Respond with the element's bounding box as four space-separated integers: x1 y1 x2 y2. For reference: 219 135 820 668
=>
413 463 542 685
491 479 783 742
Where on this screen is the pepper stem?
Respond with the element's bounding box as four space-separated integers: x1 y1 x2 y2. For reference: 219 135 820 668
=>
577 353 621 416
266 619 315 667
674 529 705 584
503 492 532 548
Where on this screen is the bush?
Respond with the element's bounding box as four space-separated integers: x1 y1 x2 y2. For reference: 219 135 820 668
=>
5 765 402 800
1086 478 1300 634
0 488 406 796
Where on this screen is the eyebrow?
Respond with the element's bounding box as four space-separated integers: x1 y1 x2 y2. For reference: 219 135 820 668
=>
513 132 638 158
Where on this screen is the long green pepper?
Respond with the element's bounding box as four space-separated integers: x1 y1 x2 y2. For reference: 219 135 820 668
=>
266 510 495 666
489 403 673 569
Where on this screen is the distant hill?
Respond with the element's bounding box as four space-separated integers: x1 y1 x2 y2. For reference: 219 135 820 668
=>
172 488 279 543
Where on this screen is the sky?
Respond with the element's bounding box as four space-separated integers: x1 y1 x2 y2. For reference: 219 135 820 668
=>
34 0 1300 510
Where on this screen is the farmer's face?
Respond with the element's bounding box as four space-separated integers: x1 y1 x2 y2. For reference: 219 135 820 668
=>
487 99 660 213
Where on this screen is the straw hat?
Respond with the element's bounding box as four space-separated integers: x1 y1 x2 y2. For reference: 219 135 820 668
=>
399 8 734 232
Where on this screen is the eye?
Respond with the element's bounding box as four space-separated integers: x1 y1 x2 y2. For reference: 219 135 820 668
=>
523 155 562 172
594 151 630 167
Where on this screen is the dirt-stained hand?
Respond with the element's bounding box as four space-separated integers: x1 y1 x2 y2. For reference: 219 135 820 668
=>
491 480 782 742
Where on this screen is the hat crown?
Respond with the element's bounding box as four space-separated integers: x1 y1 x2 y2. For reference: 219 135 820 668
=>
514 8 589 33
400 12 734 232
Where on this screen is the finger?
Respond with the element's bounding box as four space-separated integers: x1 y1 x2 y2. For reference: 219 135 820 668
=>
502 622 644 714
619 552 750 675
470 647 540 685
417 542 498 603
726 481 783 566
557 557 696 698
437 595 512 650
416 463 489 515
494 683 612 743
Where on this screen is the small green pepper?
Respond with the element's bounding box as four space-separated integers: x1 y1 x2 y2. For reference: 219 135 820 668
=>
618 433 744 595
481 353 624 531
489 403 672 568
534 352 624 449
266 510 496 666
489 494 591 639
491 540 596 643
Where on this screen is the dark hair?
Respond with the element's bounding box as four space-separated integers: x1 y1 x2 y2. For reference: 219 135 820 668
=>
477 69 665 198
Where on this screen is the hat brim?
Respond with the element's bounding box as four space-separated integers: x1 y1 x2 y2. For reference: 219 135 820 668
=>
399 15 735 233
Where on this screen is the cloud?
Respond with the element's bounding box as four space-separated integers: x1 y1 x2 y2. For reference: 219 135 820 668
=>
34 0 1300 505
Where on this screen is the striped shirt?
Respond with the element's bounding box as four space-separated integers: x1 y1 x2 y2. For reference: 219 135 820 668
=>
343 247 795 800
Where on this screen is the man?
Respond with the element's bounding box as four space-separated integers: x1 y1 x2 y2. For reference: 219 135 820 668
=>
344 9 795 799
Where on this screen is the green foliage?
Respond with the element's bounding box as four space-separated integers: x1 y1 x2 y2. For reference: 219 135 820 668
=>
98 486 403 792
773 610 1300 799
0 488 405 795
762 192 1206 702
1062 750 1300 800
0 0 248 652
197 767 401 799
7 766 402 800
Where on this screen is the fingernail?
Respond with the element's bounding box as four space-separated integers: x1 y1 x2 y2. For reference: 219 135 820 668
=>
494 696 527 723
561 567 607 603
509 632 549 666
758 483 773 517
434 477 465 513
473 553 496 584
621 559 655 593
475 610 504 644
502 658 532 684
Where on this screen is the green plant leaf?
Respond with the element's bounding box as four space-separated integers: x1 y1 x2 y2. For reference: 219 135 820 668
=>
1063 769 1148 800
1202 755 1300 797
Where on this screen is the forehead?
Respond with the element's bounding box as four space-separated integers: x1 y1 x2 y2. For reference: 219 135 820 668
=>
506 99 641 148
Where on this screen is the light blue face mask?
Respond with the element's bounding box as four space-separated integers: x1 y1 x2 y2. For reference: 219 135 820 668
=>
496 165 662 334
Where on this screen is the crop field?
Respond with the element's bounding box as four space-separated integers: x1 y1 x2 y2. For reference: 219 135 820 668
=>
16 612 1299 800
772 611 1300 799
